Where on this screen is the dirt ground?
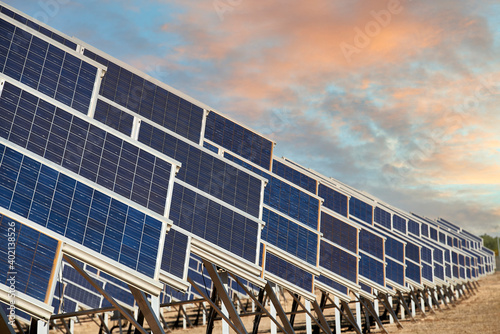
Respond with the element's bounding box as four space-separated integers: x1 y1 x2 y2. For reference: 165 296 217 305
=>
382 272 500 334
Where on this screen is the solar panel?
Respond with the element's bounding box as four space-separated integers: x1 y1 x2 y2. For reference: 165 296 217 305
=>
0 4 77 50
204 111 274 170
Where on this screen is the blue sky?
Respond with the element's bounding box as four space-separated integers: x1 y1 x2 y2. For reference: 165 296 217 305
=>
7 0 500 237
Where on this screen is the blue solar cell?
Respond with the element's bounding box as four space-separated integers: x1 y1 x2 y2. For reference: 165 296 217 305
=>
318 184 348 217
170 183 258 262
203 141 219 153
349 196 372 224
393 214 406 233
138 122 261 218
359 229 383 260
316 274 348 295
386 258 404 286
405 261 421 283
430 227 438 240
0 215 58 302
420 223 429 237
319 241 357 283
261 208 318 265
405 242 420 263
83 50 204 143
320 211 357 253
385 235 404 263
0 144 163 277
359 255 384 286
161 229 188 278
0 22 94 113
0 83 171 214
439 232 446 244
421 263 433 281
420 245 432 264
265 252 313 292
0 8 77 49
204 111 273 169
94 99 134 136
226 153 320 229
272 160 317 194
407 220 420 237
435 263 444 280
374 207 391 229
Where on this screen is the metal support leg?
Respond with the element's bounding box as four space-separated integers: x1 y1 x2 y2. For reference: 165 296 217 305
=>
409 289 425 317
202 260 248 334
63 255 149 334
188 277 244 334
129 286 166 334
339 300 362 334
354 293 362 330
377 293 403 329
305 300 312 334
396 291 416 322
313 292 327 334
289 296 299 326
284 290 331 334
357 296 388 334
29 319 49 334
425 288 440 312
265 283 295 334
333 296 341 334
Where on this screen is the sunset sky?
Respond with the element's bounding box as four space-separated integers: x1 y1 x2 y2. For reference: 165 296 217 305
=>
7 0 500 237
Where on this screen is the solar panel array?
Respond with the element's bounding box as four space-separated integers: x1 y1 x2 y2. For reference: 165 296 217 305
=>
0 2 496 330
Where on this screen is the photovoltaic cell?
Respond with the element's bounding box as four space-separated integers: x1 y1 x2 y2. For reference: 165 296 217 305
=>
393 214 406 234
405 242 420 263
421 222 429 237
226 153 320 229
0 214 58 302
384 235 404 263
374 207 391 229
406 261 421 283
0 82 172 214
94 99 134 136
160 229 188 279
359 255 384 287
265 252 313 292
318 184 348 217
204 111 273 169
83 49 204 143
0 7 77 50
359 229 383 260
316 274 348 295
422 263 433 281
0 19 95 113
203 141 219 154
261 208 318 265
138 122 261 218
319 241 357 283
320 212 357 253
349 196 372 224
386 258 404 286
169 183 258 262
0 144 163 277
272 159 317 194
408 219 420 237
430 227 438 241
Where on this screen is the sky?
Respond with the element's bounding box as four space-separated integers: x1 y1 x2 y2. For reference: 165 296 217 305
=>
6 0 500 237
